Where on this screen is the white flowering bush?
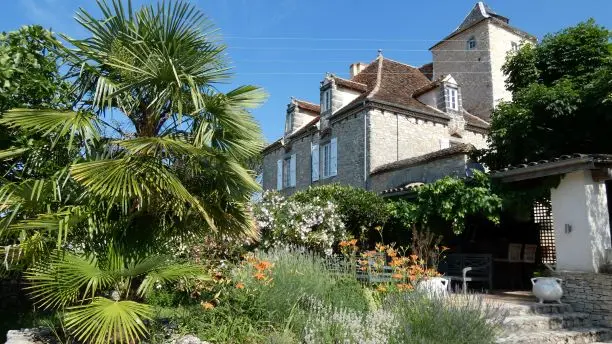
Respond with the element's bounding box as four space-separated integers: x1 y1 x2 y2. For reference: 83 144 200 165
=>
254 191 348 255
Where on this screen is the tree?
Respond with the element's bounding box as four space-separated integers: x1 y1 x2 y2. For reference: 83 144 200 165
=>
0 1 266 340
480 20 612 170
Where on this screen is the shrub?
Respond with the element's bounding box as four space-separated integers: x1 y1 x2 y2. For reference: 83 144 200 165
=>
254 191 348 254
291 184 390 239
384 292 505 344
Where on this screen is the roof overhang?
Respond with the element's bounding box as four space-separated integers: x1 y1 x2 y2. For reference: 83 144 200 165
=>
490 154 612 183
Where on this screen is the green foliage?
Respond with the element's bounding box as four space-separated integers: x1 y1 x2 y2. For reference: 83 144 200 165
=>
389 172 502 235
0 25 74 112
25 247 203 344
0 0 266 271
291 184 390 237
385 293 504 344
482 20 612 170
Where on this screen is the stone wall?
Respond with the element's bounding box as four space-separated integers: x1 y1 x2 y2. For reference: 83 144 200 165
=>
369 154 468 193
554 271 612 327
487 22 533 108
261 110 367 195
367 108 487 173
432 20 493 120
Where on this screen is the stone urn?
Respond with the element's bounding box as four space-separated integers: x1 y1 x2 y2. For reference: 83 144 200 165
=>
531 277 563 303
416 277 449 298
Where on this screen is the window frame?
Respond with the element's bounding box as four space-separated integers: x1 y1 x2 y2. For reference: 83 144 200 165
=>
320 142 331 178
467 36 477 50
447 87 458 111
322 89 332 112
282 156 291 188
285 111 294 133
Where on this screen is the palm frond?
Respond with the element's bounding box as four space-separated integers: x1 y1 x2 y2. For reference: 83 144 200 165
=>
114 136 212 158
70 157 213 228
26 252 115 309
65 297 152 344
0 109 100 151
0 147 29 160
136 261 205 298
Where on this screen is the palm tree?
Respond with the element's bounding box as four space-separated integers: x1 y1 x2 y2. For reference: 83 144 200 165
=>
0 0 265 341
26 246 204 344
0 0 265 260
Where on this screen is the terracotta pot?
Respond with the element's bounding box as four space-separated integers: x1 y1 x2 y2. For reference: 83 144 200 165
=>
531 277 563 304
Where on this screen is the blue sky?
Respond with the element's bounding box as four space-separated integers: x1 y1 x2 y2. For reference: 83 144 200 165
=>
2 0 611 142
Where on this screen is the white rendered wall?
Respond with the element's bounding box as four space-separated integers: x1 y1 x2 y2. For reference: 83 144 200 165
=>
551 170 612 272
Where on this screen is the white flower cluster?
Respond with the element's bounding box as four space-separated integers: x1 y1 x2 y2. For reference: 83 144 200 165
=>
254 191 348 255
302 296 398 344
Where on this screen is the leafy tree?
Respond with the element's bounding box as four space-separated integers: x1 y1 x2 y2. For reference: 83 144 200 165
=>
0 1 266 340
389 172 502 235
480 20 612 170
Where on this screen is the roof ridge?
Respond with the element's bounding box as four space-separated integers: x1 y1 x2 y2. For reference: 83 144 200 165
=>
294 99 319 106
367 55 384 99
381 56 420 69
332 75 367 86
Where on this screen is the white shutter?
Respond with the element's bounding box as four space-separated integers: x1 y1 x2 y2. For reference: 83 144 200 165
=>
439 138 450 149
311 143 319 182
330 138 337 176
276 159 283 190
290 154 296 187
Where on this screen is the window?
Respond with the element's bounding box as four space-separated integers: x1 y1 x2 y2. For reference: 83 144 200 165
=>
511 42 519 52
319 138 337 179
282 157 291 187
446 87 458 111
276 154 296 190
322 89 331 112
285 111 294 133
321 143 331 178
467 36 477 50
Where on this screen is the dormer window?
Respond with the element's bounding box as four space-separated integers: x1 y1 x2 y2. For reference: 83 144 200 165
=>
321 89 332 112
285 111 294 134
445 86 459 111
467 36 477 50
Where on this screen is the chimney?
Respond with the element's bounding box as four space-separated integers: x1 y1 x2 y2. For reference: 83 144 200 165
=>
349 62 367 79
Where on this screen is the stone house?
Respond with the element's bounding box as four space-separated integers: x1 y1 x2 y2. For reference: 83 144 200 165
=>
262 2 536 195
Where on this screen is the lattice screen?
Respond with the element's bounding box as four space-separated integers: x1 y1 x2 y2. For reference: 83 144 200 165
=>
533 202 556 264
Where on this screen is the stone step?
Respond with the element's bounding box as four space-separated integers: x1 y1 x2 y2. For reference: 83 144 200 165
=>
502 313 592 333
495 327 612 344
501 303 574 316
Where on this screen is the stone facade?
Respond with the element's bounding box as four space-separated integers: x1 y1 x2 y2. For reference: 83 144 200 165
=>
432 20 493 120
263 109 366 195
369 154 468 193
367 108 487 173
488 22 534 107
554 271 612 327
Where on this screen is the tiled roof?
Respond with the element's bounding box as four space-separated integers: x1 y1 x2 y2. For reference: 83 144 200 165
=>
419 63 434 81
430 2 535 50
294 99 320 113
490 154 612 182
336 56 446 118
372 143 475 175
462 111 490 129
380 182 425 195
412 77 444 97
332 76 368 92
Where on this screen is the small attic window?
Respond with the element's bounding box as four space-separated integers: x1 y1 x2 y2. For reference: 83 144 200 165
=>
321 89 332 112
285 111 294 134
445 86 459 111
467 36 477 50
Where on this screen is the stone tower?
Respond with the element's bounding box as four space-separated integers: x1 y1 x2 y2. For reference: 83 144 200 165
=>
430 2 536 121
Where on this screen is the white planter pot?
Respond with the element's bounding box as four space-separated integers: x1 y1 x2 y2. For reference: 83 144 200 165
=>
531 277 563 304
416 277 449 298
